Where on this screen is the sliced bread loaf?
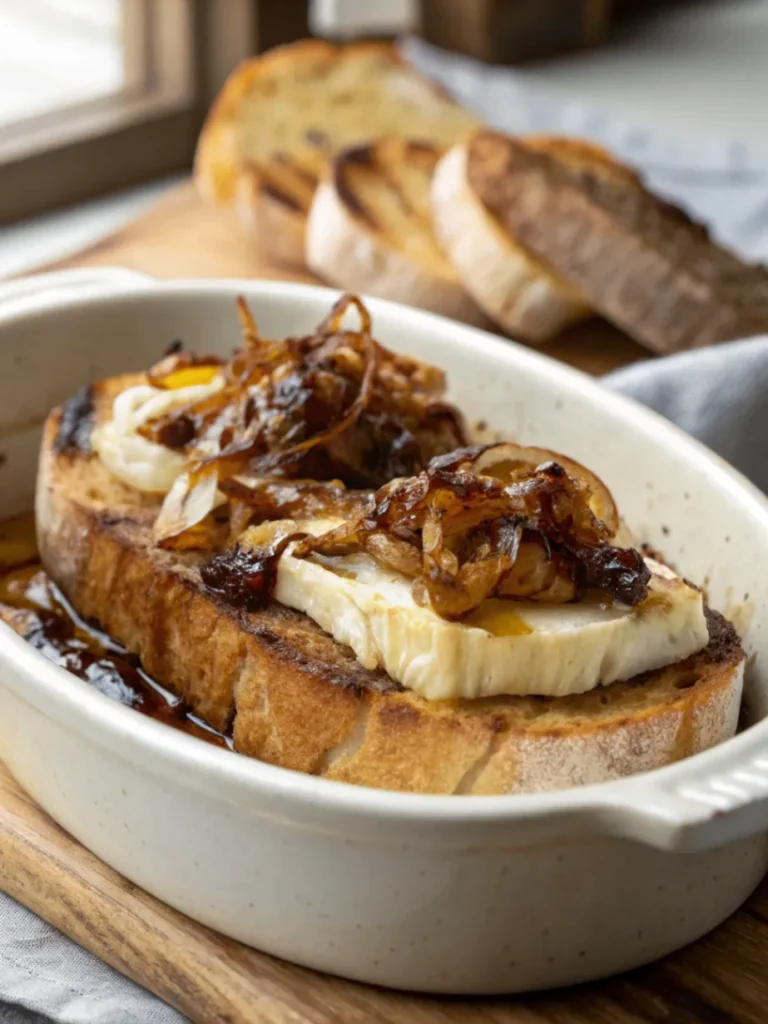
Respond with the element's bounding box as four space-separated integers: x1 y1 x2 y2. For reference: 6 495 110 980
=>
306 138 485 324
431 134 642 342
449 129 768 352
194 40 477 268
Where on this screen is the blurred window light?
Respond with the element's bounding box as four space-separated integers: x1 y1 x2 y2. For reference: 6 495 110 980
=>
0 0 125 129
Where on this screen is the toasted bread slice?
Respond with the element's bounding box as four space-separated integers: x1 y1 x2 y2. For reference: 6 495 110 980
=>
34 379 744 795
431 134 643 342
306 139 485 325
453 129 768 353
194 40 477 268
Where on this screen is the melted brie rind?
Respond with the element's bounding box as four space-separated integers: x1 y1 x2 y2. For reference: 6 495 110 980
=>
242 520 709 701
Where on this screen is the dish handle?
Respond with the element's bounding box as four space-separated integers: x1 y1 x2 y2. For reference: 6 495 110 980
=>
594 741 768 852
0 268 153 312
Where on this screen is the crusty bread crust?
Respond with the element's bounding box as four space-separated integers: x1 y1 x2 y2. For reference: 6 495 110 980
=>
431 135 641 342
306 139 486 325
463 129 768 353
35 379 744 795
194 39 476 269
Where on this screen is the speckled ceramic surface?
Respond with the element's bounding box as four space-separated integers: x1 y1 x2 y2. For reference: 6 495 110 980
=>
1 269 768 994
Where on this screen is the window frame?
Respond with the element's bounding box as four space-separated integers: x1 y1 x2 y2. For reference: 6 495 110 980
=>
0 0 310 224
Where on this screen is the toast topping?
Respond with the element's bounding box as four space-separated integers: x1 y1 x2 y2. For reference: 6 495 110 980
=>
91 295 467 548
199 515 708 701
85 294 711 703
293 443 649 618
198 444 708 701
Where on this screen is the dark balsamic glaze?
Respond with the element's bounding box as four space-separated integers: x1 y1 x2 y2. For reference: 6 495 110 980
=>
0 559 232 751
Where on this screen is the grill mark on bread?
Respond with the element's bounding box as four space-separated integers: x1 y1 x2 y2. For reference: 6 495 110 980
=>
272 152 319 190
255 154 318 216
334 139 443 238
377 156 420 224
260 181 306 214
334 145 378 229
407 140 441 155
54 385 94 456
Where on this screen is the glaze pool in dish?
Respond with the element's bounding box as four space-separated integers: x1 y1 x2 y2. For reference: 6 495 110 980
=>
0 269 767 995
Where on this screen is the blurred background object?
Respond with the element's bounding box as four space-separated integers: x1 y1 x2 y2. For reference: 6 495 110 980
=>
2 0 767 278
312 0 417 38
0 1 124 127
418 0 613 62
2 0 766 225
0 0 311 224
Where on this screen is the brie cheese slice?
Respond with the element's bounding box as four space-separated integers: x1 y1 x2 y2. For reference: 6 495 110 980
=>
242 520 709 701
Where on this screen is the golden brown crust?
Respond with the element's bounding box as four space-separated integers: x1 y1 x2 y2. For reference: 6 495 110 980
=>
194 38 476 268
34 378 744 794
465 129 768 352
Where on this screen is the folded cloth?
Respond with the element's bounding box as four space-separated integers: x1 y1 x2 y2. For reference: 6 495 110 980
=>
0 893 187 1023
4 36 768 1024
605 336 768 494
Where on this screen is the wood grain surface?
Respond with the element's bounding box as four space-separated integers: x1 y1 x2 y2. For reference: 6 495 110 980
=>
3 180 762 1023
1 760 768 1024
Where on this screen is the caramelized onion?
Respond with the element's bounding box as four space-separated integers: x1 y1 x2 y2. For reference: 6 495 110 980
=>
295 442 649 618
141 293 465 547
153 469 220 548
461 443 619 537
201 529 307 610
220 476 371 523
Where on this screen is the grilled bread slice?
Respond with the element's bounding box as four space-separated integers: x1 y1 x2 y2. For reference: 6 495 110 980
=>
306 139 485 325
194 40 477 268
443 129 768 352
431 134 643 343
34 378 744 795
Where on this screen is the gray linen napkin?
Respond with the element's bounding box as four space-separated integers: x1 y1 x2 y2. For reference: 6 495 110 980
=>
4 39 768 1024
0 893 185 1024
606 336 768 494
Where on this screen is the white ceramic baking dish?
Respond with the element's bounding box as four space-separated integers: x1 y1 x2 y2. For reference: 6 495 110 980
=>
1 268 768 995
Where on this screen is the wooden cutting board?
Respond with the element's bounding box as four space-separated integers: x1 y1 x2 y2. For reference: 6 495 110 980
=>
3 181 764 1024
39 181 648 377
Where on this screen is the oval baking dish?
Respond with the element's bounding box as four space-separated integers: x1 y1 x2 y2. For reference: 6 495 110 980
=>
1 268 768 995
